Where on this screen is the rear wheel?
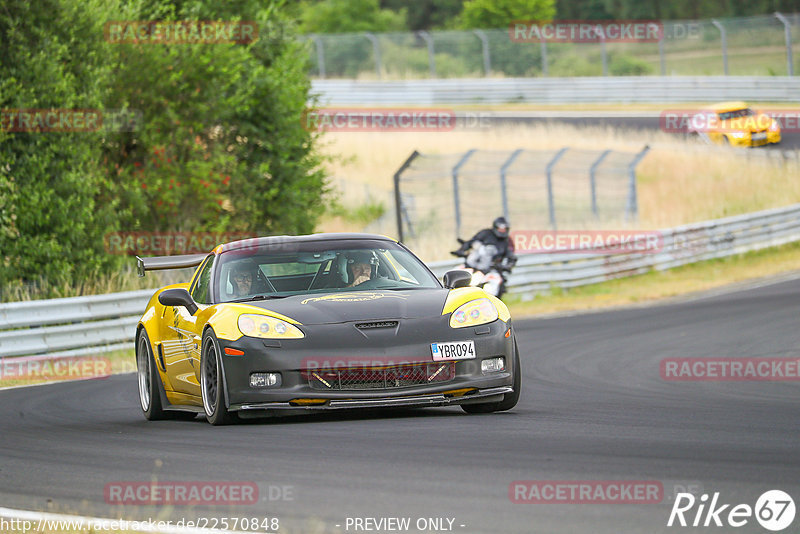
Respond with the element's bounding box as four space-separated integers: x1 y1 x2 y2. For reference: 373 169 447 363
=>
462 340 521 414
201 330 234 425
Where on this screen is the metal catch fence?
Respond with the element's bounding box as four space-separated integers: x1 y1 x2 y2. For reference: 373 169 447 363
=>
301 13 800 80
393 147 650 248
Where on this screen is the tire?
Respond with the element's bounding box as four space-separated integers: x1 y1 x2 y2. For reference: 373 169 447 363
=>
462 339 521 414
137 330 198 421
136 329 167 420
201 330 234 425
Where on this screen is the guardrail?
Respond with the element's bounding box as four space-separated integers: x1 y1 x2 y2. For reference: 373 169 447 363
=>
0 290 153 360
311 77 800 105
3 202 800 360
427 202 800 296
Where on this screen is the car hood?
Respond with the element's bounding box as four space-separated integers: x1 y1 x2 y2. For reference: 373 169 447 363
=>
721 113 775 132
241 289 451 325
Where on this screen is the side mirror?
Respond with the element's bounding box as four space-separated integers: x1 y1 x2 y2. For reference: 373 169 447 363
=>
443 270 472 289
158 288 199 315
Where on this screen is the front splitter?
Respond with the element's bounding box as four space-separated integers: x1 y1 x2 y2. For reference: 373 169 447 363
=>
236 386 513 411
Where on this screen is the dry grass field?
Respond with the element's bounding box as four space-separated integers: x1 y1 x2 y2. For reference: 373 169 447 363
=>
317 121 800 257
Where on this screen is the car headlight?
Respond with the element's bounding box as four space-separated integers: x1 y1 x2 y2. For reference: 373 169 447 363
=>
728 131 747 138
238 314 304 339
449 298 498 328
770 119 781 132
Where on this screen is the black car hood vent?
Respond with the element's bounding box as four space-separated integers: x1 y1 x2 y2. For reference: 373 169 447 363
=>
356 321 399 329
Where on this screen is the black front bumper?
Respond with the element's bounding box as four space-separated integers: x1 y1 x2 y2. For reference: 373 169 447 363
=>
216 316 515 413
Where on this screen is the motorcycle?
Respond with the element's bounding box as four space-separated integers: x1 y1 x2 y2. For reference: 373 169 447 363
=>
451 239 516 299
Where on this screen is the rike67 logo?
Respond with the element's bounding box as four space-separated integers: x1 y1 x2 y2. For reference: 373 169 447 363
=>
668 490 795 531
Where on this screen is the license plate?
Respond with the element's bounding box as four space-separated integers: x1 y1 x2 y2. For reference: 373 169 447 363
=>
431 340 475 361
752 132 767 140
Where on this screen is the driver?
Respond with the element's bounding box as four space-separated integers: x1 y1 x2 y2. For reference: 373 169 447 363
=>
230 260 260 297
346 250 377 287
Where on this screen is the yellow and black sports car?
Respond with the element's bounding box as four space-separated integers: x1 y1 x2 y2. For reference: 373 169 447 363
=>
135 233 520 425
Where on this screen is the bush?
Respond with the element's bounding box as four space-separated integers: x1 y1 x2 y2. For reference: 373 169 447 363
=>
0 0 327 294
609 54 654 76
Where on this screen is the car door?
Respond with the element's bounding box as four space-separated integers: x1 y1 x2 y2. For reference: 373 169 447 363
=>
165 254 214 397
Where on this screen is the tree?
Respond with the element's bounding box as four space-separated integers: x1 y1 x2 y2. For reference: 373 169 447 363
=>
104 0 327 236
459 0 556 29
0 0 121 289
1 0 328 294
298 0 406 34
380 0 464 31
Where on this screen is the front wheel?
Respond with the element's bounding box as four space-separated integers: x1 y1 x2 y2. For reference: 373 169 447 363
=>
201 330 235 425
137 329 167 420
462 340 521 414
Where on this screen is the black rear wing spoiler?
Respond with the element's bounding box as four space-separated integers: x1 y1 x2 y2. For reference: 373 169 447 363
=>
136 254 207 277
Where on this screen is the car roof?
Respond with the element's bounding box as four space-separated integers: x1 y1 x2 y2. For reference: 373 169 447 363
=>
708 101 749 113
214 232 397 254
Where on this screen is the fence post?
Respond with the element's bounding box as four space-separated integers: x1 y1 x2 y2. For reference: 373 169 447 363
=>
593 26 608 76
626 146 650 222
546 148 568 230
473 30 491 76
417 31 437 78
393 150 420 242
541 39 548 76
589 149 612 218
364 32 382 79
659 34 666 75
452 149 477 238
310 34 326 78
499 149 523 221
711 20 728 75
774 12 794 76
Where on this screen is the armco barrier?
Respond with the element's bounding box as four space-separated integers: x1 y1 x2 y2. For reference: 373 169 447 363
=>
311 77 800 105
428 203 800 295
3 202 800 360
0 290 153 360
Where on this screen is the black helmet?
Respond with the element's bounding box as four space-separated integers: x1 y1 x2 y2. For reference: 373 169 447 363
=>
346 250 377 265
492 216 510 239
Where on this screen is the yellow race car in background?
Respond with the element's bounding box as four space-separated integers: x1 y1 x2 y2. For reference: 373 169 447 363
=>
689 101 781 147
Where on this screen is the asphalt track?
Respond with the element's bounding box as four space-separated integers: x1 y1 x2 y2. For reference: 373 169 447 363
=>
1 277 799 533
469 113 800 150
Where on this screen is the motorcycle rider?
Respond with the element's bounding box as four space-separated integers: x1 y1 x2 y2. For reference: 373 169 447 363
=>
452 217 517 299
454 216 517 268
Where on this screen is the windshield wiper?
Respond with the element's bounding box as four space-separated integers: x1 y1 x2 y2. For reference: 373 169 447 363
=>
372 285 424 290
229 294 289 302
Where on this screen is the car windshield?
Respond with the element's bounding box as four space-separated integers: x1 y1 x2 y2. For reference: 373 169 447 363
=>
215 239 440 302
717 108 754 120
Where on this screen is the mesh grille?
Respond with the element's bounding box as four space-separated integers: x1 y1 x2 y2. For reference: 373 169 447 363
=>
307 362 455 390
